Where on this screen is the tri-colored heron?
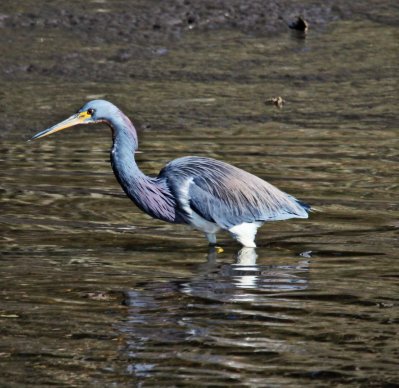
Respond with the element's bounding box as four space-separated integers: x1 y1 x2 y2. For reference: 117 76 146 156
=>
30 100 310 247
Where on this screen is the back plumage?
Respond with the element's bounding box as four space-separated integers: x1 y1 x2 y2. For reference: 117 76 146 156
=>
160 156 309 230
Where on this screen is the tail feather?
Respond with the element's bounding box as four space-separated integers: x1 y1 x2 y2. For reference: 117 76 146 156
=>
296 200 311 212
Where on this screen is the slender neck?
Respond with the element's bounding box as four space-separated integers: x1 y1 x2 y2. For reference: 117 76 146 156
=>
109 111 139 152
108 112 179 223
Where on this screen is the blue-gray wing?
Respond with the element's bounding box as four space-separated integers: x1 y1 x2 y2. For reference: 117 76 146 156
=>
159 156 309 229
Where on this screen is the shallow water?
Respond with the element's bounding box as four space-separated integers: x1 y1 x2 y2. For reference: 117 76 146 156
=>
1 15 398 387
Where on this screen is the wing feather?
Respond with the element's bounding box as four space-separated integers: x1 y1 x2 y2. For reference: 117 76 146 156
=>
160 156 309 229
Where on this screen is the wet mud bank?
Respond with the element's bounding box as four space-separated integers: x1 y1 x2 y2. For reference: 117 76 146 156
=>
0 0 396 82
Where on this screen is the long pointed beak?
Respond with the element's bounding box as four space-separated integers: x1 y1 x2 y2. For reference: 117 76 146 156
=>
29 111 92 141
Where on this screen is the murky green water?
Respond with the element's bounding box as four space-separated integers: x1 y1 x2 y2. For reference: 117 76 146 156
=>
1 15 398 387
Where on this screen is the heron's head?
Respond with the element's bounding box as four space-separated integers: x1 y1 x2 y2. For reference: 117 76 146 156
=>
29 100 120 141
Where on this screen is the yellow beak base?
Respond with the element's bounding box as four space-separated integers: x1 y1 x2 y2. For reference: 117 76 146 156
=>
29 111 92 141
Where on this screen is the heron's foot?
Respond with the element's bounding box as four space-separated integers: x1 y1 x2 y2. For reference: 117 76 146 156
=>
207 243 224 253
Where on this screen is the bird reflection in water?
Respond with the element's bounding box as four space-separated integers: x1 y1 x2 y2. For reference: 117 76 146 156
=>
118 248 311 378
179 247 310 302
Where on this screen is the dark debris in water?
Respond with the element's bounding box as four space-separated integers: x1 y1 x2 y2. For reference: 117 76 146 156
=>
289 16 309 32
81 290 123 302
376 302 394 309
266 96 285 109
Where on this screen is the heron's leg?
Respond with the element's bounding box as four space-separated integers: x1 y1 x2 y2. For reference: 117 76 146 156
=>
205 233 217 245
228 222 261 248
235 247 258 265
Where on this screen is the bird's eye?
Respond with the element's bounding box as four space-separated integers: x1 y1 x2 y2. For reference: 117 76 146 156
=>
87 108 95 116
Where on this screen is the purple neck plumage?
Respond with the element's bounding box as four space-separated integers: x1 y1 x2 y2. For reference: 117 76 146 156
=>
108 110 180 223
